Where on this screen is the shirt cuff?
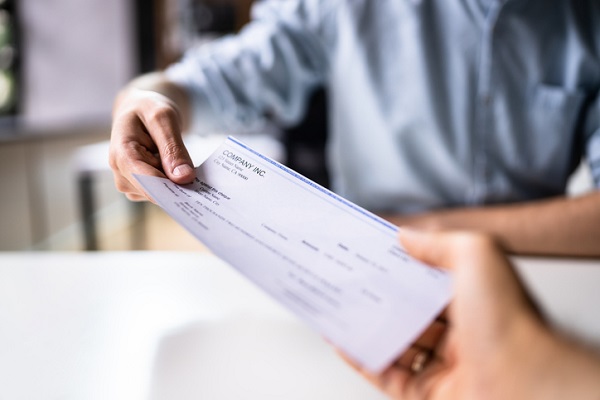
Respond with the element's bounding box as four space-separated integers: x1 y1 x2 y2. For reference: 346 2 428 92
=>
587 131 600 188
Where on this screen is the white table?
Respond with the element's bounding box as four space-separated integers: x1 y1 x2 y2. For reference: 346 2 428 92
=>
1 252 599 400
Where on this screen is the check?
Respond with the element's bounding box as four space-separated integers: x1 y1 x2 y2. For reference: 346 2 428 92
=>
135 136 452 373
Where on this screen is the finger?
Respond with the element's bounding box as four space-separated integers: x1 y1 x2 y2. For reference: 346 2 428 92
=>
126 192 150 202
371 366 413 399
436 308 449 323
137 95 195 184
114 173 156 203
115 139 162 171
336 348 414 399
335 348 361 371
430 323 453 360
402 357 448 400
110 116 172 191
338 347 447 400
110 143 167 199
414 319 447 349
394 345 432 371
364 355 444 400
398 227 453 268
400 228 540 334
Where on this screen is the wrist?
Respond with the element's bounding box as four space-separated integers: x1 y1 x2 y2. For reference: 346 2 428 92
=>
500 315 600 400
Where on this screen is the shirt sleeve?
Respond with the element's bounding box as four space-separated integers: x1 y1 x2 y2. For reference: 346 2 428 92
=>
584 92 600 188
165 0 336 135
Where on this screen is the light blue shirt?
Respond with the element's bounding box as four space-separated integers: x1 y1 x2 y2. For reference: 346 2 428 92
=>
167 0 600 213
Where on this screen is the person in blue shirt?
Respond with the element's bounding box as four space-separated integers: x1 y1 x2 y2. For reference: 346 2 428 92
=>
109 0 600 256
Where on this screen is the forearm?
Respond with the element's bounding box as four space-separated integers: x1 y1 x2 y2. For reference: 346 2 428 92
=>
113 72 192 132
384 191 600 257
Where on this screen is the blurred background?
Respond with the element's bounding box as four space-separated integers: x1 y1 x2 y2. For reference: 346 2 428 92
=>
0 0 331 252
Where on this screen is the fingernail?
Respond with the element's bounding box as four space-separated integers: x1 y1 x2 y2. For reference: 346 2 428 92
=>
173 164 193 177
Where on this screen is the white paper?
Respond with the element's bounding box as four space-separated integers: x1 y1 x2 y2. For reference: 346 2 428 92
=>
135 136 452 373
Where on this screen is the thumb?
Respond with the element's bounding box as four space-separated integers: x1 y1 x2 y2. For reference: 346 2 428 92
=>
150 125 195 184
139 92 195 184
399 227 510 275
161 136 195 184
398 228 450 268
399 228 538 322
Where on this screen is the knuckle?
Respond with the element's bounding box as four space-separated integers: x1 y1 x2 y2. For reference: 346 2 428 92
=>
108 147 123 170
147 104 179 126
125 193 139 202
162 141 182 159
114 178 131 193
108 154 117 170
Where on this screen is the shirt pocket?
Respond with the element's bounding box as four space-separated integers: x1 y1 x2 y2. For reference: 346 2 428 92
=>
524 83 586 176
